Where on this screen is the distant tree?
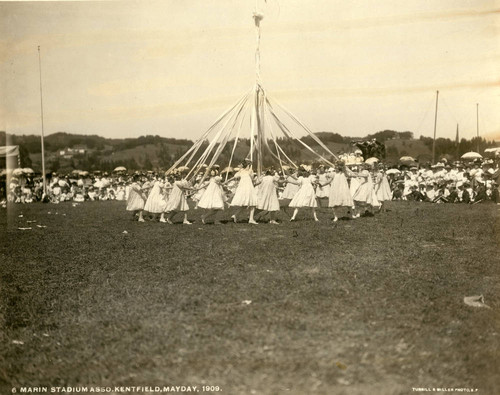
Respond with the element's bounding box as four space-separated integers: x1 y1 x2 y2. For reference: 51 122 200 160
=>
19 145 32 168
142 155 153 171
157 144 171 169
399 131 414 140
51 157 60 172
386 145 399 158
353 140 386 160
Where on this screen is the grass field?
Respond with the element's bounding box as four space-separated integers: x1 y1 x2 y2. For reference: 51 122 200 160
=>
1 201 499 395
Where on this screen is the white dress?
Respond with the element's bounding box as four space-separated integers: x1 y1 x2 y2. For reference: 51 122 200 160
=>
164 180 190 212
315 173 330 198
281 175 300 200
126 183 145 211
352 170 372 204
198 176 225 210
162 181 172 203
230 168 258 207
328 172 354 207
192 180 209 203
349 176 361 198
369 174 381 207
257 175 280 211
116 187 126 201
375 172 392 202
144 181 166 213
289 176 318 208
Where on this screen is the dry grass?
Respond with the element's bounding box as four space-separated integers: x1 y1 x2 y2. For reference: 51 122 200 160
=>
1 201 499 394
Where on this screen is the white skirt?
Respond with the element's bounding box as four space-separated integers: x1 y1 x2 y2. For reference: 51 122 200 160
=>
329 173 354 207
198 180 225 210
126 188 145 211
231 173 257 207
281 180 299 200
144 183 166 213
375 176 392 201
289 183 318 208
257 178 280 211
164 185 189 212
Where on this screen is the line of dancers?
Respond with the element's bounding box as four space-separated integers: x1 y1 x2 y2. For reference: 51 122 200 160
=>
126 160 392 224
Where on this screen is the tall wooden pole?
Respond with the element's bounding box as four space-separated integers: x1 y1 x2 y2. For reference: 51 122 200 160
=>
38 46 47 195
252 9 264 176
476 103 479 153
432 90 439 164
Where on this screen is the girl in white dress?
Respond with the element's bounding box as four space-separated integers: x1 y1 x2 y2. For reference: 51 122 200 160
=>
374 166 392 211
315 166 330 207
287 169 319 222
254 170 280 224
321 162 355 221
281 171 300 200
73 187 85 203
162 178 172 204
161 176 194 225
192 174 209 209
349 166 361 199
126 177 147 222
228 161 258 224
352 165 380 217
369 169 381 210
224 171 238 202
144 180 166 220
198 170 226 224
116 184 126 201
280 170 300 216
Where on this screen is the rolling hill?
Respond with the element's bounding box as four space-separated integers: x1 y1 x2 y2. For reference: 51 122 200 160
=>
1 130 497 173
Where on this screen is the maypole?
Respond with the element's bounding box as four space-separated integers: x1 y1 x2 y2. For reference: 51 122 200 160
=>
165 2 339 181
251 9 265 176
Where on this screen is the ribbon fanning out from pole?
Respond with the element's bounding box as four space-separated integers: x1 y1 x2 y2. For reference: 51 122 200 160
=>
165 89 252 176
269 97 339 161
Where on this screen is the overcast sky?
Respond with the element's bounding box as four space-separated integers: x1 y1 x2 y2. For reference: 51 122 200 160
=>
1 0 499 142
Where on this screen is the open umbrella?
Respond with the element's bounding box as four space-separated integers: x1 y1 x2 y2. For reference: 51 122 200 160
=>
461 152 482 160
23 168 34 174
12 168 24 176
399 156 417 167
386 168 401 175
365 157 379 165
484 147 500 155
113 166 127 172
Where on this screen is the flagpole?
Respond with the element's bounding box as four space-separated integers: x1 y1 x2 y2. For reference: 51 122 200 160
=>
38 45 47 195
476 103 479 153
455 124 459 160
432 90 439 165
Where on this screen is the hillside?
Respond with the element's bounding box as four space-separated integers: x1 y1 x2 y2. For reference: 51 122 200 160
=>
1 130 497 173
